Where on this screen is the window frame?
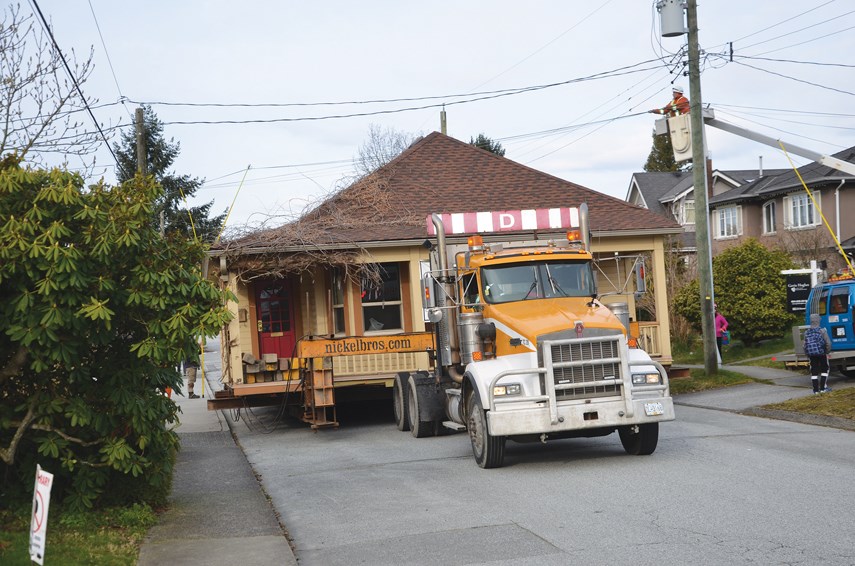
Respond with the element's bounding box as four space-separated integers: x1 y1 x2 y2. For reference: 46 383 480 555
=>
714 205 742 239
331 266 346 336
784 192 820 230
360 262 403 334
762 201 776 235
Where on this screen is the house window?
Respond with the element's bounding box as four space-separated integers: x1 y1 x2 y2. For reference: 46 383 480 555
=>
681 199 695 225
715 206 741 239
361 263 402 332
762 201 776 234
332 267 346 335
785 193 817 229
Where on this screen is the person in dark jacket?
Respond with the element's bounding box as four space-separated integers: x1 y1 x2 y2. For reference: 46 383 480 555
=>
803 313 832 394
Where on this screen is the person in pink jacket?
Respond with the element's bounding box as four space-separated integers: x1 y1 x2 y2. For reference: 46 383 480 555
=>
715 306 729 361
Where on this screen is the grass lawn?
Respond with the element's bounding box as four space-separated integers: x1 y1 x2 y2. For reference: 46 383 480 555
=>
0 503 155 566
673 335 794 365
763 387 855 420
669 368 759 395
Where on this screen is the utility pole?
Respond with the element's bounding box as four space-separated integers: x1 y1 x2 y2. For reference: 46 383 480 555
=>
135 107 146 175
686 0 718 374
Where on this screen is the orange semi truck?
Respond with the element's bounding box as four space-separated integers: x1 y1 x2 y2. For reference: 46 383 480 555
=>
393 204 675 468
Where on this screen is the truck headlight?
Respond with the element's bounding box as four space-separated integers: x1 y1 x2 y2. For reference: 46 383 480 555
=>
493 383 521 396
632 372 661 385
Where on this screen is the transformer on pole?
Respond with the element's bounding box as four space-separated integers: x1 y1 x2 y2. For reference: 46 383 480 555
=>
656 0 686 37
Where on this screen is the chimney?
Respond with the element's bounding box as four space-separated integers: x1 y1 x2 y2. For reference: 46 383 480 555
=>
758 155 763 177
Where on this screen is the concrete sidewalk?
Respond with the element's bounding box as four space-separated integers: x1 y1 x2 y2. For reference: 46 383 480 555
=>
675 363 855 430
137 349 297 566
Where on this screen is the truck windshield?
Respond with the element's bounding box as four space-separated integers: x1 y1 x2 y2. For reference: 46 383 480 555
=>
481 260 594 304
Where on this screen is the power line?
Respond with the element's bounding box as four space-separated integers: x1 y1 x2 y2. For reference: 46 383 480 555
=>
731 59 855 97
711 103 855 118
736 8 855 52
87 0 128 116
127 61 664 127
717 0 840 47
733 54 855 69
128 58 663 111
28 0 119 166
744 23 855 58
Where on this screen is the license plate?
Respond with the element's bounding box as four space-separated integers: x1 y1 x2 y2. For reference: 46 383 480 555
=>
644 402 664 416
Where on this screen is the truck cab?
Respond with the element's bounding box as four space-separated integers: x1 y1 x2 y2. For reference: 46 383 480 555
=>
396 205 675 468
806 272 855 377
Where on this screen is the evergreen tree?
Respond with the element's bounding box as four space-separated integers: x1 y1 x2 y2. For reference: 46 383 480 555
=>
643 129 685 172
114 106 225 242
469 133 506 156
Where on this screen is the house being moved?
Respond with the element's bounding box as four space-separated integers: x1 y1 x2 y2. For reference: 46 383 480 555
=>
208 132 681 418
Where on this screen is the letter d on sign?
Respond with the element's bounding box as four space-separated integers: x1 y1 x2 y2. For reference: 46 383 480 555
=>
29 464 54 565
499 213 515 229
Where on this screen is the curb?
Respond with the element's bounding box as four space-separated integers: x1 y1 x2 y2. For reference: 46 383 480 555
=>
739 407 855 432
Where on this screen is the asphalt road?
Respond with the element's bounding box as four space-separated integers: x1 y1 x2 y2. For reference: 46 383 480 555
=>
229 386 855 565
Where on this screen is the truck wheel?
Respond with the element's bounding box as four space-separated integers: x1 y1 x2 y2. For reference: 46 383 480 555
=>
619 423 659 455
841 369 855 379
408 374 434 438
466 394 505 468
393 373 410 431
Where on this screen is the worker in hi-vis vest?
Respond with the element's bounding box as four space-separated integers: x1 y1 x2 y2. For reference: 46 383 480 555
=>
649 86 690 117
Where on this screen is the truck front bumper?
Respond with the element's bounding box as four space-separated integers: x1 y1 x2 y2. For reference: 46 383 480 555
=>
486 396 675 437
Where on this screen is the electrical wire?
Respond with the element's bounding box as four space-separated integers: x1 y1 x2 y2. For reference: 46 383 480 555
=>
711 107 845 151
27 0 119 166
732 54 855 69
86 0 131 118
730 59 855 97
735 8 855 52
709 0 839 49
743 23 855 58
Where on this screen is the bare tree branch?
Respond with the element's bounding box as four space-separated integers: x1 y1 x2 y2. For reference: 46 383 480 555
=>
0 4 105 166
0 403 36 465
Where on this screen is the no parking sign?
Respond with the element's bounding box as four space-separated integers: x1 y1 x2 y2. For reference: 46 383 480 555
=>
29 465 54 565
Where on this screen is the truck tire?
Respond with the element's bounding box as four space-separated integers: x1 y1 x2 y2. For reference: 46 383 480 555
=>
408 374 434 438
619 423 659 455
467 394 505 468
393 373 410 431
841 369 855 379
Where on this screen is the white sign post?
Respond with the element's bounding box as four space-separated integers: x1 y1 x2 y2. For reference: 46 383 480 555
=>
29 465 54 565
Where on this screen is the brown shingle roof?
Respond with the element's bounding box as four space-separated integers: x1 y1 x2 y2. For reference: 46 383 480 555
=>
230 132 680 249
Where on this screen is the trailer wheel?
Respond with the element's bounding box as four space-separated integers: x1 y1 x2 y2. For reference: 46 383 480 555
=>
466 394 505 468
408 375 434 438
393 373 410 431
841 369 855 379
619 423 659 455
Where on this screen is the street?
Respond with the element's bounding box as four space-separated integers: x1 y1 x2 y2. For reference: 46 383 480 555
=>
229 395 855 565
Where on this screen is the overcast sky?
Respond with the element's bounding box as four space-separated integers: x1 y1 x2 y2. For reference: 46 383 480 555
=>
29 1 855 233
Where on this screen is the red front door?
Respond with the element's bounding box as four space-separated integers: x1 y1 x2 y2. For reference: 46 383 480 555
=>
255 280 297 358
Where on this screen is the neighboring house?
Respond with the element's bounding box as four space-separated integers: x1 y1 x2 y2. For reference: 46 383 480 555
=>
626 164 791 255
626 148 855 273
211 132 682 398
708 146 855 272
626 170 696 252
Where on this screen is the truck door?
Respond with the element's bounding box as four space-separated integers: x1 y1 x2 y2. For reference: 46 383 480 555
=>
255 279 297 358
827 285 854 349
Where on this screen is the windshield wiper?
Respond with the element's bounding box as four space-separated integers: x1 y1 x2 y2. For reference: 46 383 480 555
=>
545 265 568 297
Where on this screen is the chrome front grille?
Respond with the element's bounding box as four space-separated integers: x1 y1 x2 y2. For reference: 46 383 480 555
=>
541 337 623 400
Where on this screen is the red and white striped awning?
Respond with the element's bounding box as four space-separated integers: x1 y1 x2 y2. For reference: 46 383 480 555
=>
426 207 579 236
